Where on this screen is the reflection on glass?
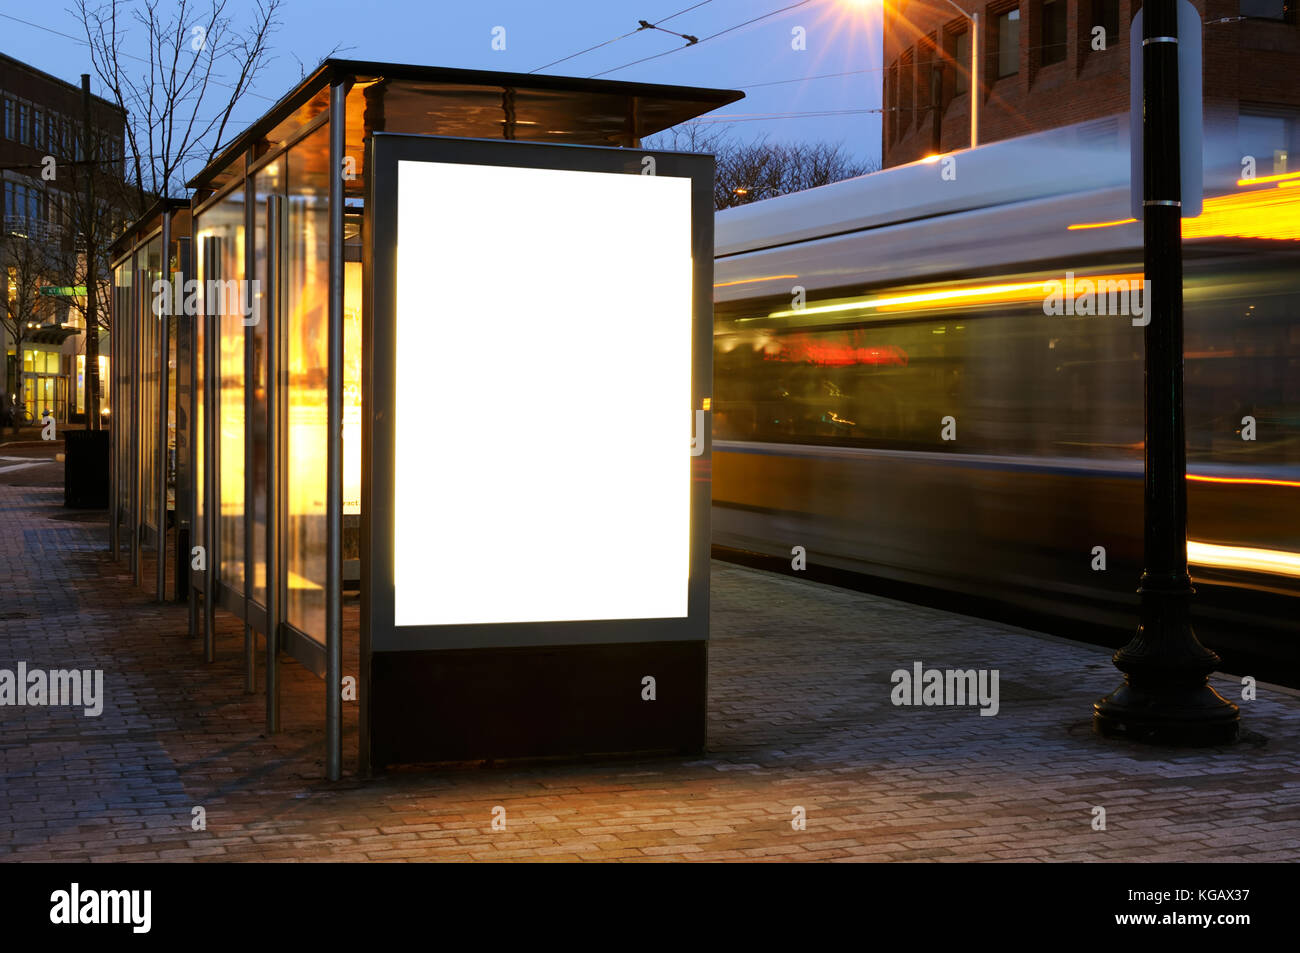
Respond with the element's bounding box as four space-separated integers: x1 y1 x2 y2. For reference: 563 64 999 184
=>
715 255 1300 466
139 239 163 533
251 160 282 607
113 263 131 525
193 253 205 564
344 259 361 517
286 127 329 642
197 190 247 595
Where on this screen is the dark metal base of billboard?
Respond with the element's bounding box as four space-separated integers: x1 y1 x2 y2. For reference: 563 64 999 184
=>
366 640 706 770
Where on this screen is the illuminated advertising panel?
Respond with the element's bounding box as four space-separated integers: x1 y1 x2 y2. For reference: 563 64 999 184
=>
392 160 691 627
364 134 712 653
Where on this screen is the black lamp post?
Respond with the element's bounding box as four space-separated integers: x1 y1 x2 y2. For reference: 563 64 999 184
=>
1093 0 1239 745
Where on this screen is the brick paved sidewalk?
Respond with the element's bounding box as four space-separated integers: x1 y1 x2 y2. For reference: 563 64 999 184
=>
2 466 1298 862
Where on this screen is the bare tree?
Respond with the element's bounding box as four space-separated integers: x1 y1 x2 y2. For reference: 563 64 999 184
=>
62 0 283 425
646 123 879 210
1 225 60 429
77 0 284 219
45 119 131 422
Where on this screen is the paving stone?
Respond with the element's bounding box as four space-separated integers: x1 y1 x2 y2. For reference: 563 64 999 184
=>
1 460 1297 862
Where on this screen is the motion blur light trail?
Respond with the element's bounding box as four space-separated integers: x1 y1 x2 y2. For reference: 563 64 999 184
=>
1069 175 1300 241
1188 541 1300 578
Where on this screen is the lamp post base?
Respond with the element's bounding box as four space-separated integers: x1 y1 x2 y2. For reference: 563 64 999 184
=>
1095 579 1241 746
1094 680 1240 746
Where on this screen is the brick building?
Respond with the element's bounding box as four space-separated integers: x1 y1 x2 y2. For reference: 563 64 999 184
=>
1 52 124 423
882 0 1299 169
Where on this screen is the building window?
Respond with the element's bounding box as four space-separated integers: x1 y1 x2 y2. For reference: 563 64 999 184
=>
917 36 936 120
954 30 971 93
887 62 899 145
1092 0 1120 49
1240 110 1297 175
17 103 30 145
997 8 1021 78
2 98 13 140
1240 0 1293 21
900 51 915 130
1042 0 1067 65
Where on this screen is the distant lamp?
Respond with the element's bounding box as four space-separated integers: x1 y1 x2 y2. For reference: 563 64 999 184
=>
734 185 780 200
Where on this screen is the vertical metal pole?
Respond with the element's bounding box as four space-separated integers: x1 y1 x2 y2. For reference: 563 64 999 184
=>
266 193 283 734
244 174 256 694
130 254 141 586
157 213 171 601
184 236 199 638
1094 0 1237 743
969 12 979 148
108 265 119 559
326 80 346 780
203 236 217 663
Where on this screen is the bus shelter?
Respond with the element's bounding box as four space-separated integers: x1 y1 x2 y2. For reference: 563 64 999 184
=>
114 60 739 778
109 197 192 604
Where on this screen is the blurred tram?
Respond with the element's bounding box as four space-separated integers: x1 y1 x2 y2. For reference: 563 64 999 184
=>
711 121 1300 652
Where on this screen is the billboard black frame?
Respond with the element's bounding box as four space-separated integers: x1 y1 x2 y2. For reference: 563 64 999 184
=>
361 132 714 771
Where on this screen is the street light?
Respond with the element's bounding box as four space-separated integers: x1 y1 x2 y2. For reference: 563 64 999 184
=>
733 185 781 201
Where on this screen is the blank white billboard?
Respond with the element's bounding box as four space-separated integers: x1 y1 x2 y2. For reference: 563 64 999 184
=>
393 159 694 628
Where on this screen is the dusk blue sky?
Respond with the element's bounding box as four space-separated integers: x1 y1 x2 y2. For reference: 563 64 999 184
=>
1 0 885 175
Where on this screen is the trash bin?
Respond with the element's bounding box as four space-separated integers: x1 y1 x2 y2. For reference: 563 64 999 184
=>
64 428 110 509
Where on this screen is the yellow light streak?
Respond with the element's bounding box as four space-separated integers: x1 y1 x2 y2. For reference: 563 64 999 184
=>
1187 474 1300 489
1067 218 1137 230
764 272 1146 320
715 274 799 288
1235 170 1300 187
1069 179 1300 240
1182 184 1300 241
1188 541 1300 578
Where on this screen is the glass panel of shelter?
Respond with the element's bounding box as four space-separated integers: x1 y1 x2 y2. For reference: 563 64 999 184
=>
196 191 248 601
186 110 360 650
140 236 163 539
284 124 331 645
